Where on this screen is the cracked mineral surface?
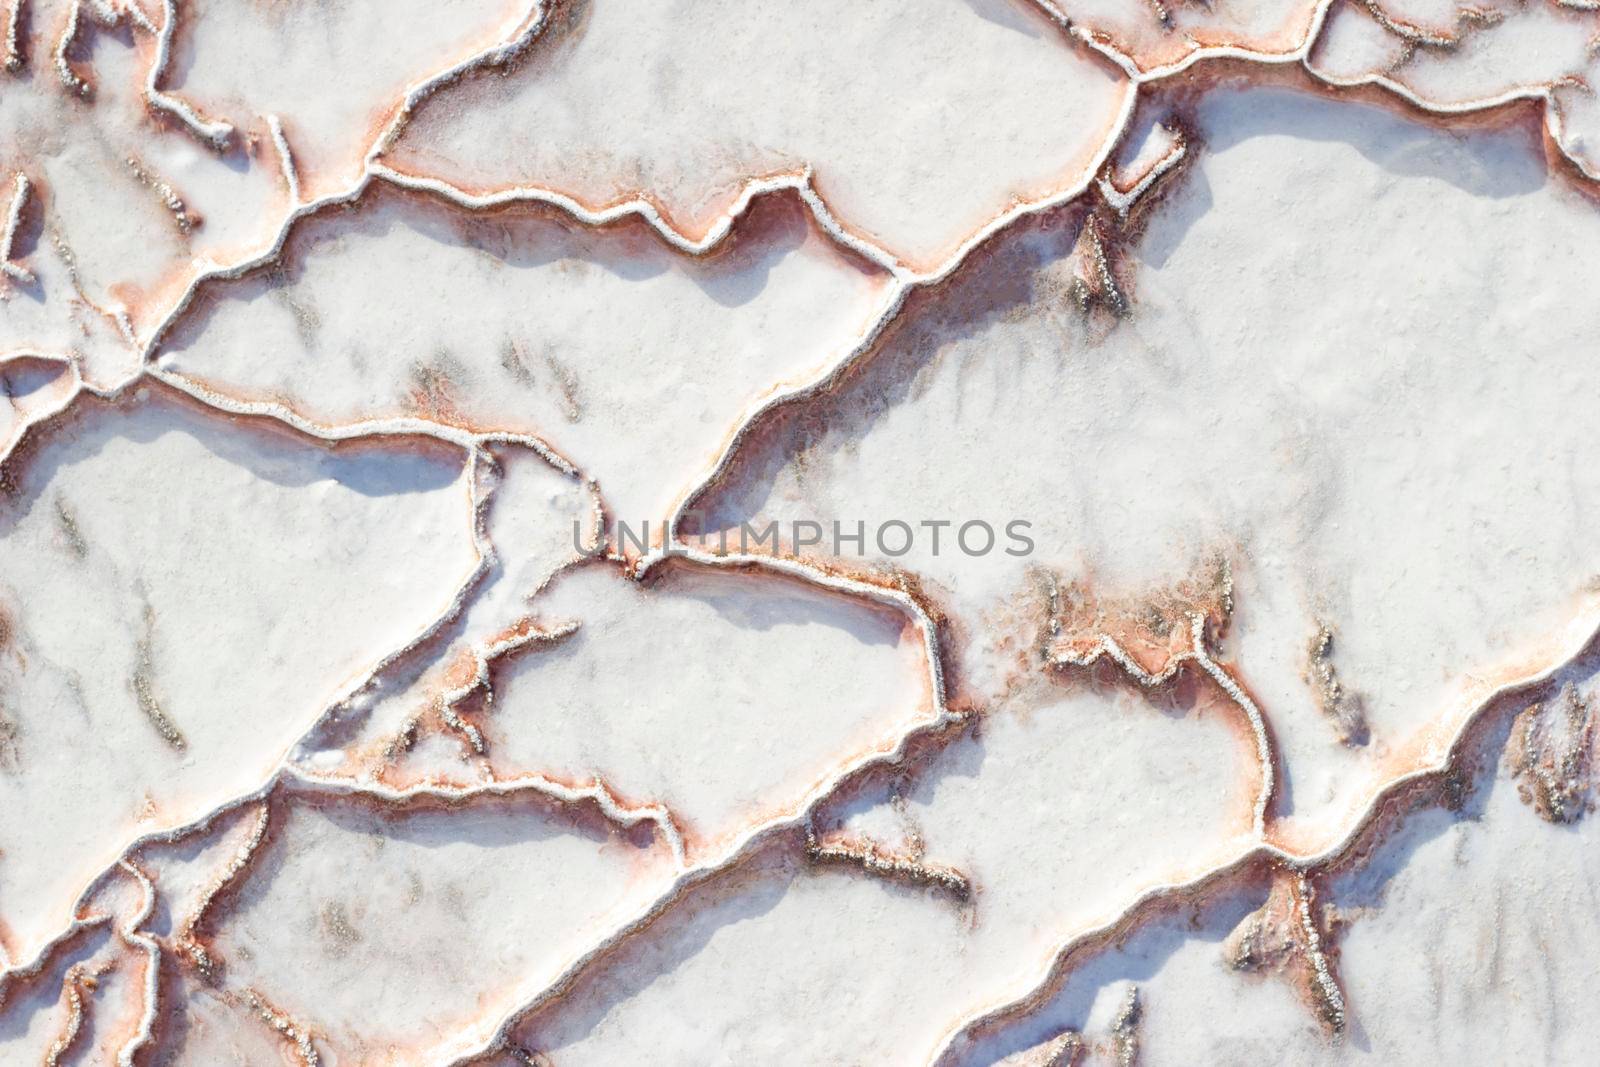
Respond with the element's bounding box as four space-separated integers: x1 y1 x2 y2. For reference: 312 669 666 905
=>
3 0 1600 1062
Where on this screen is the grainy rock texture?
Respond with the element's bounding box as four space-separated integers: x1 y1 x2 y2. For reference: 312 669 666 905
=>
1 0 1597 1062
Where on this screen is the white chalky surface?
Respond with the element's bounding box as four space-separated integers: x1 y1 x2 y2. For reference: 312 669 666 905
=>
1 1 1599 1063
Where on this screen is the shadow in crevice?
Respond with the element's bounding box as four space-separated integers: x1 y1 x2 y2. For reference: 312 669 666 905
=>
0 382 464 542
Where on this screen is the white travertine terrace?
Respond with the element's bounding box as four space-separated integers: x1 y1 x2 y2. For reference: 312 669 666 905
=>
443 560 934 859
0 0 279 383
957 663 1600 1065
1047 0 1323 71
3 0 1600 1061
286 441 595 766
478 671 1247 1063
167 0 536 199
0 354 73 456
386 0 1132 271
0 386 475 965
698 87 1600 856
152 181 894 532
200 786 679 1064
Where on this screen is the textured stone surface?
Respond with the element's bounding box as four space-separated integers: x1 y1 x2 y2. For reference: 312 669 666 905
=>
1 1 1598 1063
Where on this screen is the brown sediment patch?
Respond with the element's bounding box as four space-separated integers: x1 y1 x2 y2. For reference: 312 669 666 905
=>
1039 560 1235 675
1086 109 1195 315
1223 867 1347 1035
1507 683 1596 823
1351 0 1501 50
803 828 972 905
1223 866 1300 974
0 696 18 772
439 643 484 693
240 985 323 1065
1065 211 1128 320
1304 621 1370 746
123 152 199 235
